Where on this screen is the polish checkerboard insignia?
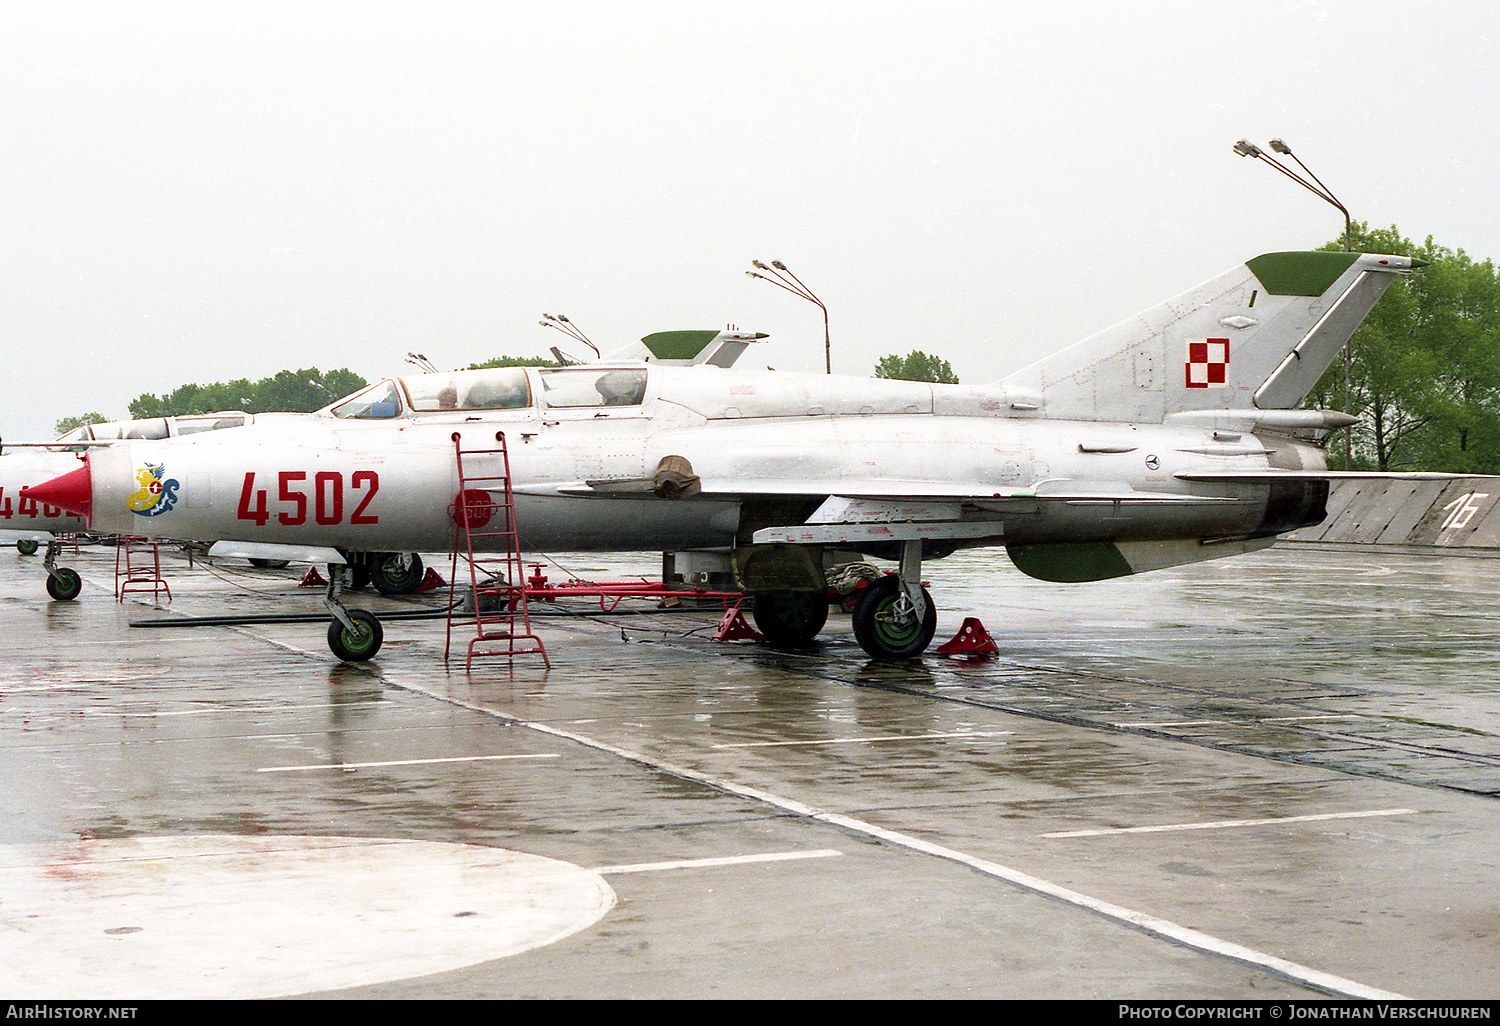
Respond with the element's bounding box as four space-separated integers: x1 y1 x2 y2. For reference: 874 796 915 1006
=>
1185 338 1230 388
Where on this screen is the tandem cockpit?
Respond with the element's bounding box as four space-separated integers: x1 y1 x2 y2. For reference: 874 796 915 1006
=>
325 365 652 422
318 326 774 423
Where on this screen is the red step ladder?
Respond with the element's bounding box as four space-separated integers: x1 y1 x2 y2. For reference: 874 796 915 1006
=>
445 431 549 670
115 536 171 603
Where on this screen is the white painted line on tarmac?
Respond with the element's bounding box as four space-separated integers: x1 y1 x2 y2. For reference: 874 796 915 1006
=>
1041 808 1418 838
257 753 560 772
711 730 1012 749
3 682 148 694
593 849 843 874
110 700 395 718
1112 719 1227 728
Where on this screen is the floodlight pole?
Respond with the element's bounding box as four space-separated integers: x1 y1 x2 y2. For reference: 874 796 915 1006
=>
748 260 831 373
539 313 601 360
1235 138 1356 468
1233 139 1352 251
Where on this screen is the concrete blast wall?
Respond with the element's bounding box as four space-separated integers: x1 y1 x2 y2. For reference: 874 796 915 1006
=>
1289 479 1500 551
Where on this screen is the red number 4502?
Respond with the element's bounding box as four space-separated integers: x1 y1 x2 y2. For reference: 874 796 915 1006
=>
236 471 379 527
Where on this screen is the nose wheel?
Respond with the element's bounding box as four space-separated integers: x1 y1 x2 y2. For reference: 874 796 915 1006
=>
322 562 384 661
42 541 82 601
328 609 384 662
45 566 83 601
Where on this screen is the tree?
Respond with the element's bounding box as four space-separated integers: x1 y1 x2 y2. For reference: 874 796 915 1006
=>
1306 225 1500 472
54 412 108 436
467 355 564 370
873 351 959 384
129 367 368 419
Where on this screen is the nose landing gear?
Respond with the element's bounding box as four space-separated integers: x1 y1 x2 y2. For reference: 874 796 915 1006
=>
323 563 383 661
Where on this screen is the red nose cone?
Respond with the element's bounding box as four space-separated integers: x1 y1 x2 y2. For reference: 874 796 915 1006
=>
21 460 92 521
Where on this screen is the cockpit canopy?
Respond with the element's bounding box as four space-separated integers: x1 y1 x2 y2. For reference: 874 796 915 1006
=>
55 412 250 442
405 367 532 413
327 366 649 420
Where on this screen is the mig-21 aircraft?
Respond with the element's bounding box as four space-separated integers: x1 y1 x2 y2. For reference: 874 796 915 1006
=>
2 412 266 597
7 328 765 606
25 250 1434 661
2 410 439 598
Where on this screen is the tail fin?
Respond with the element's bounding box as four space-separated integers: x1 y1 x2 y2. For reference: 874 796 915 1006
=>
1000 251 1422 424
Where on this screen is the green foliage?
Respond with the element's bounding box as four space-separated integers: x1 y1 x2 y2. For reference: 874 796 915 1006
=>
54 412 108 436
467 355 564 369
1307 225 1500 472
128 368 368 418
873 351 959 384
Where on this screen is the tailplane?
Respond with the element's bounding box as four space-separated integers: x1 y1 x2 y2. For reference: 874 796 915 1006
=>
1000 251 1423 424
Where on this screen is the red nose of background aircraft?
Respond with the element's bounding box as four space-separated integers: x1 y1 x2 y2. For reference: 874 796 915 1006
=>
21 461 93 521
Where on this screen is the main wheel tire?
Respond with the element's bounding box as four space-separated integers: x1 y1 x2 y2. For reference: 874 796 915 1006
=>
327 609 384 661
46 567 83 601
851 576 937 659
751 591 829 647
248 557 291 569
371 552 425 595
17 539 39 556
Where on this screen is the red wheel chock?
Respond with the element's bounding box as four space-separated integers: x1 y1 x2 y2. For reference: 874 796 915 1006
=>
299 566 328 587
713 604 765 642
415 567 447 592
934 617 998 658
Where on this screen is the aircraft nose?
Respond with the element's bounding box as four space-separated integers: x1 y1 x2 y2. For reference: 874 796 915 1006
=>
21 460 92 520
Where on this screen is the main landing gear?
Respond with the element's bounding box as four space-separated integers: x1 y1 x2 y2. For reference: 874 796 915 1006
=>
851 574 937 659
751 590 830 647
751 540 941 660
849 540 937 660
369 552 424 595
323 563 383 662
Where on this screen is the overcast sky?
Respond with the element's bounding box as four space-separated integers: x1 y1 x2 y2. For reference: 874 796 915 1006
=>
2 0 1496 441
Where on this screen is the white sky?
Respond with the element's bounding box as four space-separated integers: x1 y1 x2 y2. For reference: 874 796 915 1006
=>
3 0 1497 441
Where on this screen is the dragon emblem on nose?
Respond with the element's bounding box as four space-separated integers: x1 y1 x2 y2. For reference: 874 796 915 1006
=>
126 463 181 517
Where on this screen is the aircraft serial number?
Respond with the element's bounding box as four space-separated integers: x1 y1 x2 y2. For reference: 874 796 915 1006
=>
236 471 380 527
0 487 71 521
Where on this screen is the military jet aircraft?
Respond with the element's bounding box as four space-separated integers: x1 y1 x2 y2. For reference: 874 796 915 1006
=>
11 329 764 607
1 412 271 597
25 250 1432 661
2 411 437 598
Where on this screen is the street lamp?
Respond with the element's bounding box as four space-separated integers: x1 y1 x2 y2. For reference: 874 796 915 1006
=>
1234 138 1352 252
539 313 600 363
537 315 600 363
1235 137 1357 466
747 260 831 374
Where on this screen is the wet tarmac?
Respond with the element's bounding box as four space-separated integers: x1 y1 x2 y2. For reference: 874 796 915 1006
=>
3 541 1499 999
